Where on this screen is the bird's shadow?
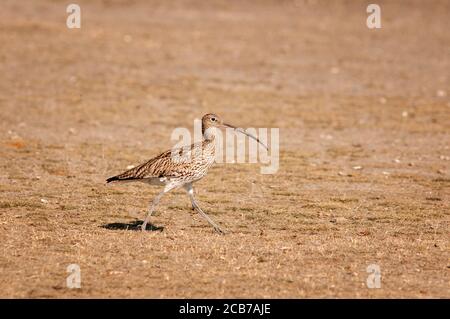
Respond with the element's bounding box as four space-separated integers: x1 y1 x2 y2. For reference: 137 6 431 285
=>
101 220 164 232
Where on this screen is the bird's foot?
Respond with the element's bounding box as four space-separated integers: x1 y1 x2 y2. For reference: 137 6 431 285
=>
214 226 225 235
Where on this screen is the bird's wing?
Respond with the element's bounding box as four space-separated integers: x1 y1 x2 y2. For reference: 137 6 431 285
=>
106 142 201 183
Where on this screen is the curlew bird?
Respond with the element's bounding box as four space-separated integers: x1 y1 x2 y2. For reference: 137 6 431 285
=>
106 113 267 234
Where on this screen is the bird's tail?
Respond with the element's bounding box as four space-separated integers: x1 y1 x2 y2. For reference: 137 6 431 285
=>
106 160 151 183
106 175 120 183
106 169 139 183
106 174 139 183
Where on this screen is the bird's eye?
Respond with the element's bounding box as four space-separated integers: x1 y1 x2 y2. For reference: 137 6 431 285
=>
211 117 216 121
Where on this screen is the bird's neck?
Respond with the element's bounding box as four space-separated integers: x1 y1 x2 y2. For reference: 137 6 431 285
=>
202 126 217 141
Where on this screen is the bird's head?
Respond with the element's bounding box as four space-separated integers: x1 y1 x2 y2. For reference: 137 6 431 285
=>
201 113 268 150
202 113 223 130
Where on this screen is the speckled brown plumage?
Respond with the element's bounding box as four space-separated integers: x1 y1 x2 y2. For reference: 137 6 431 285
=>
106 139 215 185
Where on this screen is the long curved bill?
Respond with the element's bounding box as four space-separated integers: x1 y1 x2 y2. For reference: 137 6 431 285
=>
222 123 269 150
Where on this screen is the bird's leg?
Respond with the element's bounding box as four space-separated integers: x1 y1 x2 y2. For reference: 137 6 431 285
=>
183 183 225 234
192 199 225 234
141 189 165 231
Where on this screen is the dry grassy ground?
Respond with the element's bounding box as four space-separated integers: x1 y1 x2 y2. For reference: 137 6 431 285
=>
0 0 449 298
